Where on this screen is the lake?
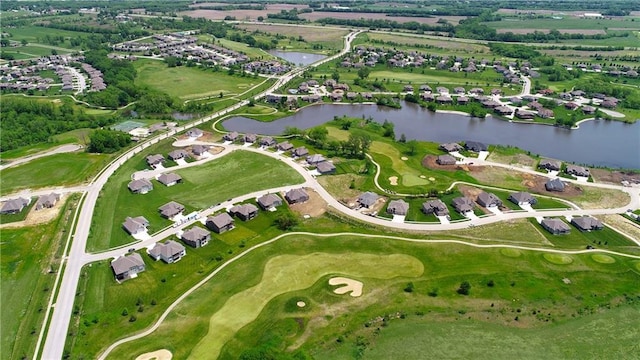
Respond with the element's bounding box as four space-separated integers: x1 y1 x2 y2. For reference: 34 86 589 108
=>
268 50 327 66
222 102 640 169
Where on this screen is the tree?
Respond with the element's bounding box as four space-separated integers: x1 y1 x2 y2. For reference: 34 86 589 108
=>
88 129 131 153
307 126 328 144
487 279 495 287
404 282 414 293
331 71 340 82
357 67 371 80
382 119 395 138
406 140 418 155
398 133 407 143
274 213 298 230
457 281 471 295
21 39 28 46
257 16 264 22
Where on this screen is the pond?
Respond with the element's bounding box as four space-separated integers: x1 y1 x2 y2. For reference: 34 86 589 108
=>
268 50 327 66
222 102 640 169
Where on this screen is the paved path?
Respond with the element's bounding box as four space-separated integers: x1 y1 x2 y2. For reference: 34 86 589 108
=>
0 144 83 171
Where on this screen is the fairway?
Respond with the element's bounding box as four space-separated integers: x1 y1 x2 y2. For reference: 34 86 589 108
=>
189 252 423 359
370 141 428 187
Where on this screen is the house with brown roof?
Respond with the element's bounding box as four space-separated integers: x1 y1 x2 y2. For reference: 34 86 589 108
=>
306 154 326 165
277 142 294 152
566 164 590 177
316 161 336 174
0 197 31 214
257 193 282 210
457 96 469 105
494 106 512 116
192 144 210 156
571 216 603 231
259 136 276 147
451 197 474 214
422 199 449 217
181 226 211 248
508 192 537 206
168 149 189 161
285 188 309 204
538 108 555 119
476 192 502 208
111 253 145 282
157 173 182 187
35 193 60 210
439 143 463 152
436 95 453 104
230 203 259 221
244 133 257 143
122 216 149 235
158 201 185 219
146 154 164 168
515 109 535 120
223 131 239 141
539 159 561 172
387 199 409 215
436 154 456 165
581 105 596 114
149 240 186 263
206 212 235 233
421 92 435 102
541 218 571 235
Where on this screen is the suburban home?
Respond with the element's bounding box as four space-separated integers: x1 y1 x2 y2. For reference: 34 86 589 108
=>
192 144 210 156
457 96 469 105
421 92 435 102
436 154 457 165
566 164 590 177
436 86 448 94
111 253 145 282
146 154 164 168
277 142 294 152
35 193 60 210
186 128 203 139
436 95 453 104
476 192 502 208
128 179 154 194
422 199 449 217
259 136 276 147
306 154 326 165
565 102 579 110
451 197 475 214
541 218 571 235
538 108 555 118
158 201 185 219
181 226 211 248
539 159 561 172
293 146 309 157
571 217 603 231
515 109 535 120
464 141 488 152
454 87 465 94
387 199 409 215
582 105 596 114
494 106 513 116
157 173 182 187
508 192 537 206
244 133 257 143
403 85 414 92
285 188 310 204
439 143 463 152
545 178 565 192
206 212 235 234
357 192 379 208
230 203 259 221
148 240 186 264
168 149 189 161
316 161 336 174
122 216 149 235
257 193 283 210
223 131 239 141
0 197 31 214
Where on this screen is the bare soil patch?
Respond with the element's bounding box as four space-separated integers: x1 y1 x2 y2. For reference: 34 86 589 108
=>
286 188 327 217
590 169 640 186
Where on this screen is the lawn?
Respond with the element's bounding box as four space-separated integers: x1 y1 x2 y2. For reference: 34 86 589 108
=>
88 149 304 251
0 195 78 360
530 218 638 249
4 26 89 50
484 18 640 31
0 152 112 196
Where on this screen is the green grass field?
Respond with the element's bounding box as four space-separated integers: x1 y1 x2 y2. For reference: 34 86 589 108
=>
4 26 89 49
0 44 70 59
529 218 637 249
484 18 640 31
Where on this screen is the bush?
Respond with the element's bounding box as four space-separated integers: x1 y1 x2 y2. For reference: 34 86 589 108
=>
129 315 137 322
404 282 415 293
457 281 471 295
487 279 495 287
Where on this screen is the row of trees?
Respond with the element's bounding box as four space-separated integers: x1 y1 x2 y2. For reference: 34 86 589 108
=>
87 129 131 153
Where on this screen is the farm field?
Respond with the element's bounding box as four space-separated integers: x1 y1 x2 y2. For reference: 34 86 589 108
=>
2 26 89 49
237 23 348 50
300 11 466 25
0 44 70 59
365 32 490 53
483 18 640 31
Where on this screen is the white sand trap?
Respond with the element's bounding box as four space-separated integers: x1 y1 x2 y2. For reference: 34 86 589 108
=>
420 175 426 179
389 176 398 185
428 177 435 181
329 277 363 297
296 301 306 308
401 157 408 160
135 349 172 360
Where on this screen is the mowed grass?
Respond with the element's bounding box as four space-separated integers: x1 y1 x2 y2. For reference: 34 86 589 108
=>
1 45 70 58
4 26 89 49
0 152 112 196
529 218 637 250
134 59 260 100
88 149 304 251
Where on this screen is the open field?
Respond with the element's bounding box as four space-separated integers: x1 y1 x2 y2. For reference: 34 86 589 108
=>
180 9 271 21
3 26 89 50
300 11 466 25
484 18 640 31
1 195 78 360
203 37 272 59
237 23 348 49
496 28 607 35
366 32 490 53
1 44 71 59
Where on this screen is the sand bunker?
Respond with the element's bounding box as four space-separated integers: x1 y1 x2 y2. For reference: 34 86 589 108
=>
389 176 398 185
419 175 426 179
428 177 435 181
296 301 306 308
135 349 172 360
329 277 363 297
401 157 408 160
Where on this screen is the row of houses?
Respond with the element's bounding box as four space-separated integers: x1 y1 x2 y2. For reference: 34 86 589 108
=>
540 216 603 235
0 193 60 215
539 160 590 178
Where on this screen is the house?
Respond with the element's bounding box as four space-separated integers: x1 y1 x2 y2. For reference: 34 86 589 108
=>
436 95 453 104
464 141 488 152
111 253 145 282
357 192 379 208
571 216 603 231
230 203 259 221
541 218 571 235
158 201 185 219
277 142 294 152
122 216 149 235
168 149 189 161
206 212 235 233
387 199 409 215
316 161 336 174
515 109 535 120
35 193 60 210
566 164 590 177
508 192 537 206
186 128 203 139
285 188 309 204
539 159 561 172
422 200 449 217
293 146 309 157
565 102 579 110
538 108 554 118
181 226 211 248
0 197 31 214
451 197 474 214
157 173 182 187
403 85 414 92
476 192 502 208
454 87 465 94
306 154 326 165
457 96 469 105
149 240 186 263
244 133 257 143
545 178 565 192
582 105 596 114
192 144 210 156
494 106 513 116
421 92 435 102
257 193 283 210
146 154 164 168
259 136 276 147
436 154 457 165
223 131 239 141
439 143 463 152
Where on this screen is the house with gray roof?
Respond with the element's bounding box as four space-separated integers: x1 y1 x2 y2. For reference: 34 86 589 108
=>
539 159 561 172
566 164 590 177
451 197 475 214
436 154 456 165
508 192 537 206
157 173 182 187
146 154 164 168
181 226 211 248
357 192 379 208
111 253 145 282
122 216 149 235
545 178 565 192
35 193 60 210
285 188 309 204
128 179 153 194
0 197 31 214
149 240 186 263
206 212 235 233
168 149 189 161
293 146 309 157
464 141 488 152
422 199 449 217
186 128 203 139
244 133 257 143
316 161 336 174
306 154 326 165
277 141 294 152
223 131 239 141
476 192 502 208
541 218 571 235
158 201 185 219
571 216 603 231
387 199 409 215
192 144 210 156
230 203 259 221
259 136 276 147
257 193 283 210
439 143 463 153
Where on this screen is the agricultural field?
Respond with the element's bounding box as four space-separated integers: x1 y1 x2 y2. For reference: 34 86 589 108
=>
236 23 348 50
365 32 490 54
2 26 89 50
300 11 465 25
483 17 640 31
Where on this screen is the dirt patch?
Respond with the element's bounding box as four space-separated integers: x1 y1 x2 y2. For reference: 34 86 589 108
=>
286 188 327 217
591 168 640 186
329 277 363 297
135 349 172 360
421 155 465 172
389 176 398 186
0 195 66 229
